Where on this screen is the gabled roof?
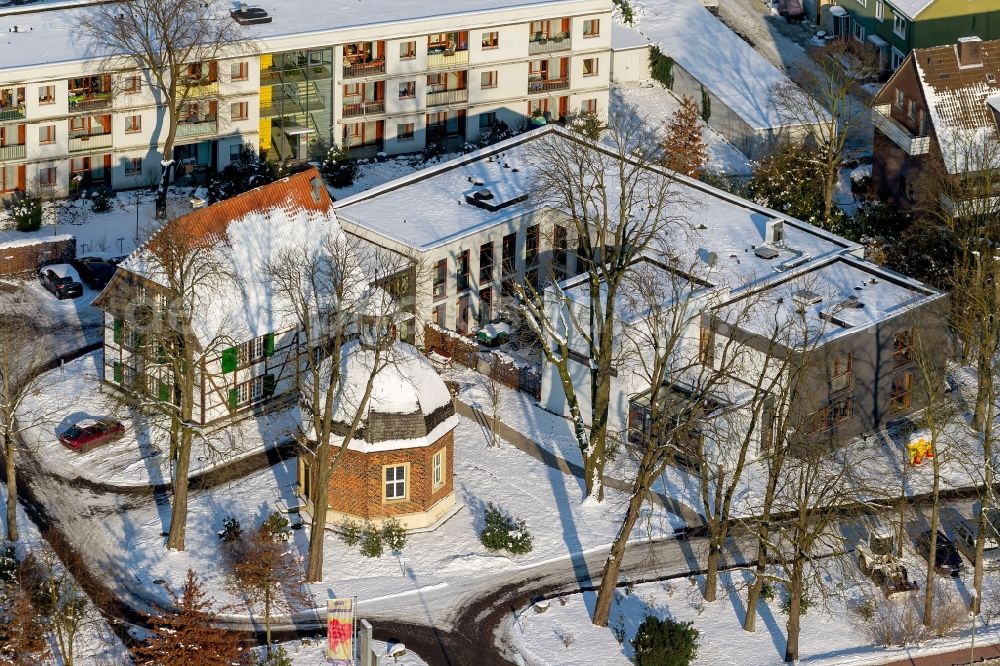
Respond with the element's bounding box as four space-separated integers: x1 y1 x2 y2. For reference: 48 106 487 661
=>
908 39 1000 174
96 168 345 348
888 0 936 20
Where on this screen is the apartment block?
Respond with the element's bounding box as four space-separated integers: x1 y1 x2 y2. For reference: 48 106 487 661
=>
0 0 611 200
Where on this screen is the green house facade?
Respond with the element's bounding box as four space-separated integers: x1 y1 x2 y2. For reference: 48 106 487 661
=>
819 0 1000 74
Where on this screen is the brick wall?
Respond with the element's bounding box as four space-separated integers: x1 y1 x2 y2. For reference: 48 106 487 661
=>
424 323 541 400
0 235 75 276
326 430 454 521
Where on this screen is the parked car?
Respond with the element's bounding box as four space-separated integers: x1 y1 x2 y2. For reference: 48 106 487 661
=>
778 0 805 21
38 263 83 299
58 418 125 452
856 529 918 596
951 506 1000 571
71 256 117 289
915 529 964 577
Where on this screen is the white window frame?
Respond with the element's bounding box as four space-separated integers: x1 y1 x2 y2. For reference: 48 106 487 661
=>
481 70 498 89
893 14 907 39
852 20 866 43
583 58 599 77
236 375 265 406
875 0 883 20
891 47 905 70
383 463 408 501
855 0 867 6
432 448 445 489
237 335 266 366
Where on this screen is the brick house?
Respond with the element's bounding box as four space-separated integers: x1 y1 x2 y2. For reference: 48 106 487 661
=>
296 342 458 530
871 36 1000 208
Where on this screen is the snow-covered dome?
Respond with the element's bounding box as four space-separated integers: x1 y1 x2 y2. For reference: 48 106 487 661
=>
302 341 456 450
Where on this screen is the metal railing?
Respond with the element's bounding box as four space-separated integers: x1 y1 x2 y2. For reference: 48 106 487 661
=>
343 60 386 79
68 94 112 113
342 100 385 117
427 50 469 69
426 88 469 107
175 120 218 139
527 78 569 94
182 80 220 99
0 144 25 160
872 105 930 155
528 38 571 55
0 105 25 121
69 133 112 152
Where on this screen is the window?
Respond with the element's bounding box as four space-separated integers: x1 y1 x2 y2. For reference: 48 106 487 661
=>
479 111 497 129
875 0 884 20
583 58 599 77
907 99 917 121
230 61 248 81
479 286 492 325
397 123 414 141
235 375 265 407
124 75 141 93
699 318 715 365
400 41 416 60
399 81 416 100
479 241 494 282
433 303 446 328
583 19 600 37
582 98 597 114
38 85 55 104
893 14 907 39
231 102 248 120
432 448 445 489
502 232 516 276
893 330 913 366
525 224 539 264
895 88 905 109
831 352 853 392
383 464 407 500
480 71 498 89
891 48 905 70
854 0 866 6
482 31 499 49
39 125 55 144
38 167 56 186
125 115 141 133
237 334 268 366
852 20 865 43
433 258 447 299
811 397 853 432
891 373 913 412
125 157 142 176
457 249 471 292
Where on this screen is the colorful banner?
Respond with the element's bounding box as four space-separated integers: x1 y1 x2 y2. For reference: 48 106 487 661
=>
327 598 354 665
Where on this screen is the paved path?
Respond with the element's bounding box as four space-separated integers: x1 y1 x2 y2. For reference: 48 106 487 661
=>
880 642 1000 666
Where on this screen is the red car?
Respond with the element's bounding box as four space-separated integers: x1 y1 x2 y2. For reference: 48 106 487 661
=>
58 418 125 452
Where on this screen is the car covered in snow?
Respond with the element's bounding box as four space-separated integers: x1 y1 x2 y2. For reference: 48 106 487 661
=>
855 529 917 596
951 507 1000 571
915 530 964 577
38 263 83 299
58 418 125 452
71 256 117 290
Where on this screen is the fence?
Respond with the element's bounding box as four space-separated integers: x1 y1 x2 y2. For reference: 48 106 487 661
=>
424 324 542 400
0 235 75 276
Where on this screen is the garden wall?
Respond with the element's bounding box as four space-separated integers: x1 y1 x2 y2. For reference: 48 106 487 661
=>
424 324 542 400
0 234 76 277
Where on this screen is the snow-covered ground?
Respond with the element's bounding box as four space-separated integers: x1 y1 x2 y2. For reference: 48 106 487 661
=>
252 638 428 666
505 563 1000 665
17 352 299 489
611 83 753 178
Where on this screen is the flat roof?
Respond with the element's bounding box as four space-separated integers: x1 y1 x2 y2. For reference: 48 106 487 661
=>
610 23 649 51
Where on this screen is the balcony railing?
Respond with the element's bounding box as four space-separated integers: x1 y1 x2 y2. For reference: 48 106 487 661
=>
528 37 572 55
0 144 25 161
528 78 569 94
343 60 386 79
182 80 220 99
426 88 469 107
342 99 385 118
0 105 25 122
69 133 112 152
427 50 469 69
68 94 112 113
176 120 218 138
873 104 930 156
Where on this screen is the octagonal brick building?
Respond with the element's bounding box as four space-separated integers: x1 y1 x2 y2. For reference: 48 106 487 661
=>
296 341 458 529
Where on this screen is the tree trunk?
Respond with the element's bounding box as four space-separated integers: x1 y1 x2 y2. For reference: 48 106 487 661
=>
592 479 648 626
924 458 941 626
823 169 835 226
166 427 191 550
972 359 991 432
784 561 802 662
973 395 994 614
264 584 272 658
704 534 723 603
743 558 765 632
583 430 606 502
5 431 17 542
305 442 332 583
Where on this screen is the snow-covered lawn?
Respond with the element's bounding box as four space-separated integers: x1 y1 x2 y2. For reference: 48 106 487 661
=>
505 563 1000 665
17 351 299 488
254 639 428 666
611 82 753 177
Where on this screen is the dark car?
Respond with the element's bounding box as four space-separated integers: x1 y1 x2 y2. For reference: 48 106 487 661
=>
38 263 84 299
71 256 117 289
778 0 805 21
915 530 964 577
58 418 125 452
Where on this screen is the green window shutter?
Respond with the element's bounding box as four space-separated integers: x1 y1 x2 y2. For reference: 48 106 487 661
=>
264 332 275 357
228 388 238 411
113 361 123 383
113 318 123 344
221 347 237 373
157 345 167 364
262 373 276 397
158 381 170 402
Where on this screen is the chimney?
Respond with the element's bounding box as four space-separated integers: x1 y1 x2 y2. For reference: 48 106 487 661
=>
958 36 983 67
766 218 784 245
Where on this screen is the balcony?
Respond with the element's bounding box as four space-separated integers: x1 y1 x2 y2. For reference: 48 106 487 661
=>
873 105 930 155
427 88 469 107
342 99 385 118
427 50 469 69
183 80 220 99
68 93 112 113
0 144 25 161
528 37 572 55
176 120 218 139
0 105 25 122
343 60 386 79
528 78 569 94
69 133 112 152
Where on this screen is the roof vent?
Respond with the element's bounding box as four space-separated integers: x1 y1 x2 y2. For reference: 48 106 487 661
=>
838 294 864 309
792 289 822 308
310 176 322 203
766 218 784 245
231 5 272 25
472 177 484 186
754 246 779 260
989 74 997 84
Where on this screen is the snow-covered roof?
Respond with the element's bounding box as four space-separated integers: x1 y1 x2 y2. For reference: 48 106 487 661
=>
908 39 1000 175
0 0 593 72
101 168 345 347
611 23 650 51
887 0 936 20
627 0 812 130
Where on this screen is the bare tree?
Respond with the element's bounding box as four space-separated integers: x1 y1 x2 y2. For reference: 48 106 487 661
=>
35 547 103 666
773 41 876 226
79 0 248 216
516 115 683 501
267 237 409 582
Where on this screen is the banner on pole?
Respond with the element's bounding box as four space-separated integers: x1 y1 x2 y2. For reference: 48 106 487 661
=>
327 598 354 665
